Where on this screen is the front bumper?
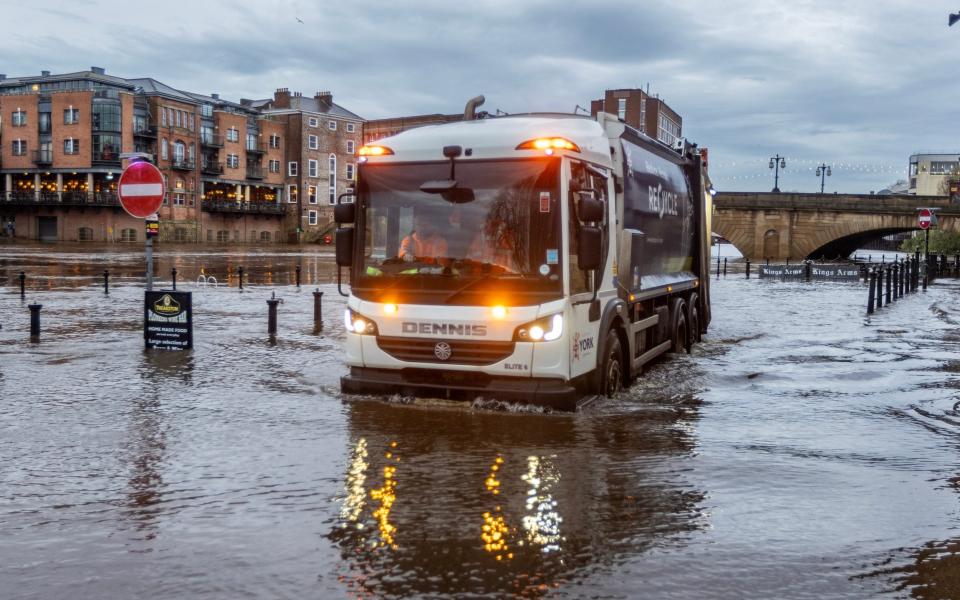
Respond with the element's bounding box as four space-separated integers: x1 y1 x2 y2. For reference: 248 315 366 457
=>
341 367 579 411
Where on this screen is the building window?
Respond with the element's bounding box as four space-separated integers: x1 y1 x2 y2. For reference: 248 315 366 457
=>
261 231 272 242
328 120 337 131
64 138 80 154
174 192 185 206
188 114 194 131
63 108 80 124
12 140 26 155
308 210 318 225
226 127 239 142
930 161 958 175
329 154 337 203
174 141 186 163
308 185 318 204
270 134 281 149
345 163 354 181
201 104 213 118
288 161 298 176
287 184 298 203
308 159 318 177
227 154 239 168
269 159 280 173
308 116 318 128
346 140 355 154
161 138 169 160
346 122 355 133
617 98 626 120
217 230 230 243
246 133 258 151
121 228 137 242
174 228 189 242
657 114 681 147
308 134 318 150
78 227 93 241
12 110 26 127
161 109 167 127
175 110 182 128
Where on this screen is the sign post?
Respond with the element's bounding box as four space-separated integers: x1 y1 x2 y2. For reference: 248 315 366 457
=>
917 208 937 290
117 156 165 291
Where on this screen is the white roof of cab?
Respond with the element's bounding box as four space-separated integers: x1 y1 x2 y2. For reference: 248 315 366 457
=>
366 114 613 168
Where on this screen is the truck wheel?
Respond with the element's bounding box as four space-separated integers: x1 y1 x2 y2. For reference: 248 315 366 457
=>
670 299 688 354
688 293 701 348
600 330 625 397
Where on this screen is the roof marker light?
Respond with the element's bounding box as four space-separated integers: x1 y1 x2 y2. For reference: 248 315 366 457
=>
515 137 581 154
357 145 394 157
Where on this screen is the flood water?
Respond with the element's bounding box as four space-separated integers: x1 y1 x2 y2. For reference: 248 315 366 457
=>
2 243 960 599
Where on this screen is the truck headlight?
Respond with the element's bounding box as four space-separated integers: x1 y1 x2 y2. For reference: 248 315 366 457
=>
344 309 378 335
514 314 563 342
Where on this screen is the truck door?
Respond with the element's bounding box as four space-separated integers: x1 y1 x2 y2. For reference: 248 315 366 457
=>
567 161 607 379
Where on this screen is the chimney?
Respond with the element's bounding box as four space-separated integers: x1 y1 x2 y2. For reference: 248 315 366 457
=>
90 66 105 75
315 91 333 107
211 93 220 100
41 70 50 77
274 87 291 108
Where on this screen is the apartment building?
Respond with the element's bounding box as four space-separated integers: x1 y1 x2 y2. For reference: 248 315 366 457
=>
0 68 363 244
363 113 463 144
907 153 960 196
590 88 682 148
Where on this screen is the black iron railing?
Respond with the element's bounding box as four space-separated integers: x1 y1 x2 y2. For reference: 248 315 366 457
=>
202 200 284 215
246 166 265 179
201 162 224 175
201 134 224 147
1 191 120 206
171 158 196 170
33 150 53 165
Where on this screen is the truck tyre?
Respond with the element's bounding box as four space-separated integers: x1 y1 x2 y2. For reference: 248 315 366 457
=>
670 299 688 354
599 329 625 397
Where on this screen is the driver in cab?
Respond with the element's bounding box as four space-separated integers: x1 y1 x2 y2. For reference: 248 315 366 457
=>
399 210 448 264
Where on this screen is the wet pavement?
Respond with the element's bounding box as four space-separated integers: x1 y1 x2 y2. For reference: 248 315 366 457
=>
2 243 960 599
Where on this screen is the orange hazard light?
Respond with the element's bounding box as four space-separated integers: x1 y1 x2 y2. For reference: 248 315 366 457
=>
515 138 581 155
357 145 394 157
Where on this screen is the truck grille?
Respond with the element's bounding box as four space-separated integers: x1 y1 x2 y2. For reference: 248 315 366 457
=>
376 336 515 366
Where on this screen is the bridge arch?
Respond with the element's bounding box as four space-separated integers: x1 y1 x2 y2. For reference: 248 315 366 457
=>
808 228 916 259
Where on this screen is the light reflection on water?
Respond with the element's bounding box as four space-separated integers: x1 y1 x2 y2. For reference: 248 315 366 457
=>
1 246 960 598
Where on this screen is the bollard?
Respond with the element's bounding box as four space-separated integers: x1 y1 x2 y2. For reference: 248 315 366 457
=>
899 261 905 297
28 303 41 341
804 260 812 281
766 257 770 266
723 257 727 276
313 289 324 332
267 292 280 335
238 266 244 290
716 253 720 279
868 254 872 263
892 263 899 300
745 259 751 279
867 269 876 314
103 270 109 294
885 266 892 303
19 271 25 299
876 267 883 308
786 257 790 265
172 267 177 291
296 264 302 288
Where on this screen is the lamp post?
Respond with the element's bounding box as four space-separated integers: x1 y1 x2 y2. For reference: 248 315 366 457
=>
815 163 832 194
769 154 786 192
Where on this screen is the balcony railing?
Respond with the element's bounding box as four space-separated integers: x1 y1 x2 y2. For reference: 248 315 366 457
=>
92 153 121 166
33 150 53 165
202 201 285 215
246 166 265 179
201 162 224 175
171 158 196 171
201 135 223 148
1 191 120 207
133 124 157 137
245 142 266 154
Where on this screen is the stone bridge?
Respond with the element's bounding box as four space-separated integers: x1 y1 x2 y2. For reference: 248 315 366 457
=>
712 192 960 261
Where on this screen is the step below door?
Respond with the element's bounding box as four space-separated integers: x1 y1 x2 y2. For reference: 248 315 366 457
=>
37 216 58 242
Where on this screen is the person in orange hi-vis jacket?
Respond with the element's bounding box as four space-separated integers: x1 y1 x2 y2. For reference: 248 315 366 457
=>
399 211 448 264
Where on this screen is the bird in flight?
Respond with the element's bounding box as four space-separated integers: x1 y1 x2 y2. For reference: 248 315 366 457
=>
296 17 304 24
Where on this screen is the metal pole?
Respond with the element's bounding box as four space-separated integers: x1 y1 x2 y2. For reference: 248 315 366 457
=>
28 303 41 341
267 293 279 335
146 236 154 292
723 257 727 276
886 266 892 303
876 267 883 308
716 253 720 279
238 266 244 290
893 263 899 300
296 264 302 288
19 271 25 299
172 267 177 291
313 289 324 332
867 269 876 314
104 269 109 294
745 259 751 279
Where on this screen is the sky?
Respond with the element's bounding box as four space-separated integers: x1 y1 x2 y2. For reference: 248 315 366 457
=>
4 0 959 194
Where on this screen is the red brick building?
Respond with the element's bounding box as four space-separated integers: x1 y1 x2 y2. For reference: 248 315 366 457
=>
362 113 463 145
590 88 682 148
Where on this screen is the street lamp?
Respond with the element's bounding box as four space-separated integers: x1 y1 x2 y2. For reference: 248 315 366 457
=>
769 154 786 192
815 163 832 194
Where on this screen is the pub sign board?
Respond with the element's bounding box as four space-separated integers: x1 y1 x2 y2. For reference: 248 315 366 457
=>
144 290 193 350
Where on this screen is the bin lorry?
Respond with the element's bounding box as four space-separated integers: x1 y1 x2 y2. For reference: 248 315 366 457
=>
334 97 711 410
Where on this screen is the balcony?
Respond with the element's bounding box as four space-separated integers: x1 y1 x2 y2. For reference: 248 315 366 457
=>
133 124 157 138
202 201 285 215
92 152 121 167
201 161 224 176
33 150 53 165
245 142 266 154
201 135 223 148
246 165 265 180
1 191 120 207
171 158 196 171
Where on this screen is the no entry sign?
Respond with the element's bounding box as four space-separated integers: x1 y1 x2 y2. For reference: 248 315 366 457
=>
918 208 934 230
118 160 165 218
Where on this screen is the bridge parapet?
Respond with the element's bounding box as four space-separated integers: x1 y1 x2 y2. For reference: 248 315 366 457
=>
715 192 959 215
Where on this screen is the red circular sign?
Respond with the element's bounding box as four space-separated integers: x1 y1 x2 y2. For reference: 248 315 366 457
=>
918 208 932 230
118 160 165 218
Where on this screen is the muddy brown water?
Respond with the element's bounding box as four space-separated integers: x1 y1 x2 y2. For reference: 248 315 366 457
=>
1 244 959 599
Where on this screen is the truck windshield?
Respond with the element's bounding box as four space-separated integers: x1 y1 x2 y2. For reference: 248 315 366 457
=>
354 158 563 305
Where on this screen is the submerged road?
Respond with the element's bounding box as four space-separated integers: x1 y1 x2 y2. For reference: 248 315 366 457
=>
1 244 959 599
